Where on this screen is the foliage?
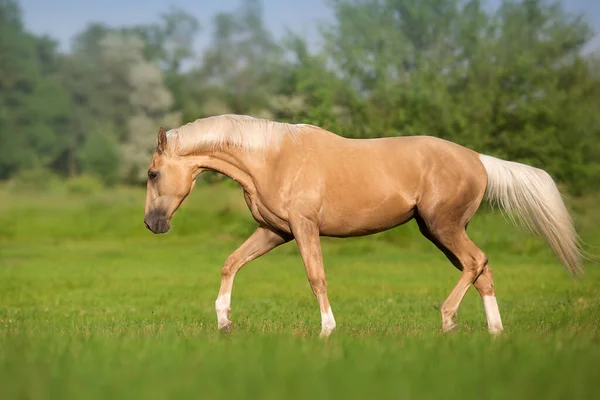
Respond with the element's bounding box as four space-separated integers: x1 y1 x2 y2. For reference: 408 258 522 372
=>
78 126 121 186
63 174 105 195
6 166 61 193
61 29 181 184
0 0 599 194
0 0 70 178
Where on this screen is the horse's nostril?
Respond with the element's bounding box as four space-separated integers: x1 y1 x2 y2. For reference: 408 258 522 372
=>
144 209 169 234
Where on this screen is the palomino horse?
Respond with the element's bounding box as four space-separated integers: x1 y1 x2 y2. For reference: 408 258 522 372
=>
144 114 583 337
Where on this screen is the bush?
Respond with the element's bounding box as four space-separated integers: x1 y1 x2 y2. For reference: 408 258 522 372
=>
64 174 105 195
8 168 62 193
79 128 122 186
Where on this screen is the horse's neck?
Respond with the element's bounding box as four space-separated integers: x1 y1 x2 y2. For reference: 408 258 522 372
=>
188 151 257 195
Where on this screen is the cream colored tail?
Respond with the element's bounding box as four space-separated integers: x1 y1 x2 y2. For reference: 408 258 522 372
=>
479 154 584 276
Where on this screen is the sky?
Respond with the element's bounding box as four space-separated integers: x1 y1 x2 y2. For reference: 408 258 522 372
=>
18 0 335 52
18 0 600 54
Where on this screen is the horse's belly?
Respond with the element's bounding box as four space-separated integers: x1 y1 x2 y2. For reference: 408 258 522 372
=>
318 195 416 237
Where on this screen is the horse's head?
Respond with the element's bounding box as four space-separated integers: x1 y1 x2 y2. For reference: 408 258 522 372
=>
144 127 197 234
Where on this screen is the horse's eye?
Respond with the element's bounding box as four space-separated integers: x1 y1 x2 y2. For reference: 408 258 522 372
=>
148 171 158 180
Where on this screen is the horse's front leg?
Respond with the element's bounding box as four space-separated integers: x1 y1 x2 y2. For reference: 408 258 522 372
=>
289 215 336 338
215 226 289 332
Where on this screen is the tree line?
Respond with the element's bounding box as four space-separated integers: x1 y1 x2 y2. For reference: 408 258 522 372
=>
1 0 599 194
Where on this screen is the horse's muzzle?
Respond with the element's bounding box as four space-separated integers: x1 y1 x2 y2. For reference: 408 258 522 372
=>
144 209 171 234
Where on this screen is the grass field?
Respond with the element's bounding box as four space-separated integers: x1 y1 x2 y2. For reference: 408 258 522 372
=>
1 181 599 399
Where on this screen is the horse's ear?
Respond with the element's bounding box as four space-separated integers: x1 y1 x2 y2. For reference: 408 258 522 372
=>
157 127 168 154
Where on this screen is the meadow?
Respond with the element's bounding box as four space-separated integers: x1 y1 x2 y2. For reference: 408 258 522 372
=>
1 178 599 399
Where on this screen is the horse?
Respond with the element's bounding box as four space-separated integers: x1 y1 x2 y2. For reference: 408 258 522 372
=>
143 114 584 337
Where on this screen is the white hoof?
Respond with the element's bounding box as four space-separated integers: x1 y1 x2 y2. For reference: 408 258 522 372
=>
218 320 233 333
319 327 335 338
320 308 336 338
488 325 504 335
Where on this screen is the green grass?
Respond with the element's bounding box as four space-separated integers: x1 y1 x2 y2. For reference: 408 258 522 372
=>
1 183 599 399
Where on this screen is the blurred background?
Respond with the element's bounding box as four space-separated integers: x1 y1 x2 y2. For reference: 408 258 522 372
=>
2 4 600 397
1 0 599 195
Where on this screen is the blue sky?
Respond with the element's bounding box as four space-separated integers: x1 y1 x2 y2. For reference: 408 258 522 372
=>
19 0 335 52
19 0 600 53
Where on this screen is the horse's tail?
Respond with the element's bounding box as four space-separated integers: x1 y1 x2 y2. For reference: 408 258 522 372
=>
478 153 584 276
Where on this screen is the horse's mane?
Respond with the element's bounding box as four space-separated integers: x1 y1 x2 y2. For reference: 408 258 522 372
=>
166 114 310 155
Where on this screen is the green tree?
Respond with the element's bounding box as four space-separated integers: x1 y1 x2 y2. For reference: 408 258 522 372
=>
98 32 180 183
275 33 359 133
123 7 202 120
0 0 70 178
60 27 180 183
58 24 132 177
197 0 284 117
78 126 122 186
126 6 201 74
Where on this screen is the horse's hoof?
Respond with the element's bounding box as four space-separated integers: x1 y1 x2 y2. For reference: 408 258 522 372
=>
489 327 504 336
319 328 335 339
218 321 233 334
442 323 459 334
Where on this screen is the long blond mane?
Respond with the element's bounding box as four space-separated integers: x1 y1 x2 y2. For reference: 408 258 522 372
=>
166 114 309 155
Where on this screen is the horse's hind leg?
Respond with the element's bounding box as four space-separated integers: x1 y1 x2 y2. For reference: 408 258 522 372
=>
436 230 488 332
416 215 500 333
